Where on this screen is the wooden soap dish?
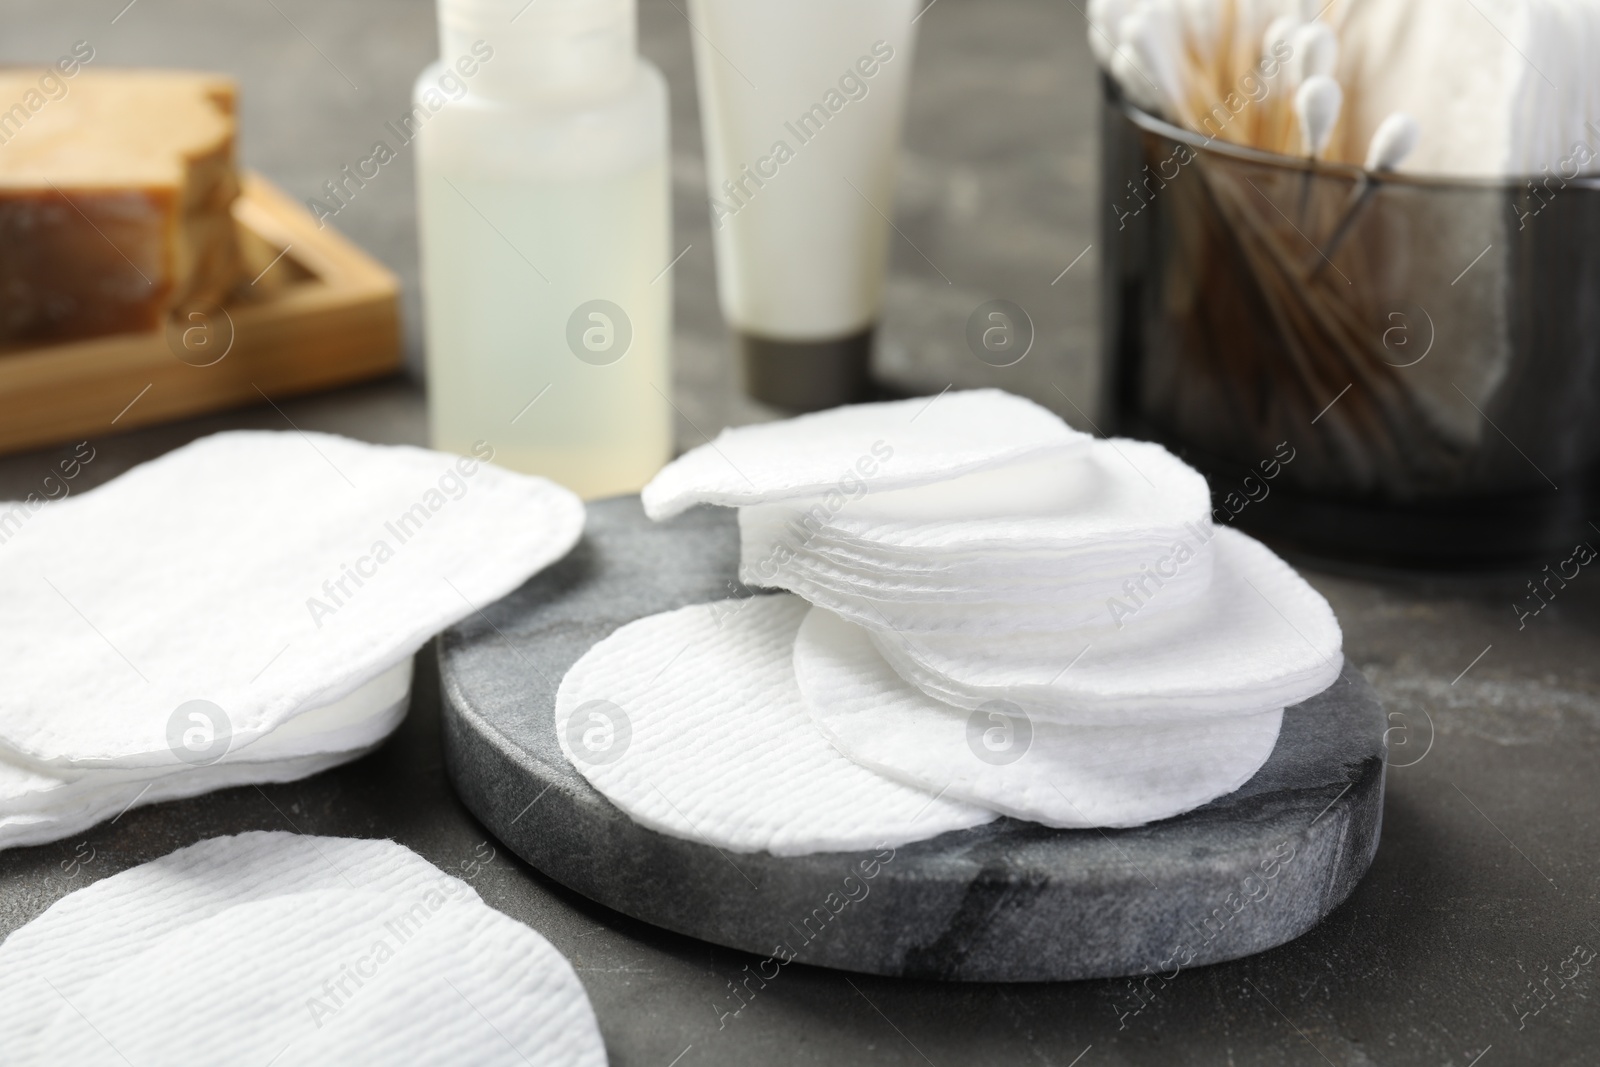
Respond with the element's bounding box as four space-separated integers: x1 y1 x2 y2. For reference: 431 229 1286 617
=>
0 172 402 457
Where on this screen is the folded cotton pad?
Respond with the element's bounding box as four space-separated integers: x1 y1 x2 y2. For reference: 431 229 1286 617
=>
555 594 995 855
870 527 1343 726
0 660 410 851
0 833 481 1050
641 389 1091 520
794 606 1284 828
0 834 604 1066
0 431 584 768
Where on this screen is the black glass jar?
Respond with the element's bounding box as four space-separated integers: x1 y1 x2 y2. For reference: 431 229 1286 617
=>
1099 80 1600 569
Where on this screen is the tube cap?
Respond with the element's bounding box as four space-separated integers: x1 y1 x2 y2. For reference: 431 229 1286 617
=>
738 327 876 413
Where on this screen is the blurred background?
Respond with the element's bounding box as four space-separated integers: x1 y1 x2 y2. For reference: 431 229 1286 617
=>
0 0 1101 461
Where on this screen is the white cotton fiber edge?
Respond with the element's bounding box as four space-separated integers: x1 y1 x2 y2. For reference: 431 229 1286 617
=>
0 832 481 1053
746 526 1198 600
736 439 1216 631
794 606 1284 829
29 889 605 1067
641 389 1090 520
773 439 1213 551
0 657 413 807
871 527 1343 725
556 594 995 856
742 524 1217 636
0 431 584 768
0 660 411 850
0 745 388 853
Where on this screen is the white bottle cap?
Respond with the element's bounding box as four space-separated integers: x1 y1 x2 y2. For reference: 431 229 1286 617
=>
439 0 636 100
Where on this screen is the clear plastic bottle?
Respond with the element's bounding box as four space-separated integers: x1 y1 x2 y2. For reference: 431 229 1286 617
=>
416 0 672 498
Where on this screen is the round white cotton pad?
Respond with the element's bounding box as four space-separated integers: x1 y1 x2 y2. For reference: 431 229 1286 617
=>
640 389 1090 520
29 888 605 1067
0 833 481 1053
870 527 1343 726
555 594 996 856
0 660 412 850
0 431 584 768
793 606 1285 828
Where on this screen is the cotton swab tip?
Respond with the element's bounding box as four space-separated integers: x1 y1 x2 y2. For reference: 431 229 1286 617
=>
1364 112 1420 172
1261 14 1301 67
1295 74 1343 158
1087 0 1130 66
1118 9 1186 119
1288 22 1338 85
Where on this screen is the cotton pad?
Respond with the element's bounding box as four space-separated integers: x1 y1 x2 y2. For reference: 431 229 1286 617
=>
0 660 411 851
870 527 1343 725
555 594 996 855
752 545 1214 640
284 894 604 1066
0 747 381 853
28 889 605 1067
738 440 1216 633
746 439 1211 551
794 606 1285 828
0 430 584 767
0 832 481 1050
640 389 1090 520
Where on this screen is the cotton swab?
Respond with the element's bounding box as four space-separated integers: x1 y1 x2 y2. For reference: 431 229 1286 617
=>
1112 42 1166 115
1087 0 1131 67
1363 111 1419 171
1287 21 1338 86
1101 3 1166 115
1262 14 1301 61
1312 111 1419 278
1119 8 1196 126
1176 0 1223 64
1262 14 1302 59
1294 74 1342 223
1255 14 1302 146
1295 74 1343 157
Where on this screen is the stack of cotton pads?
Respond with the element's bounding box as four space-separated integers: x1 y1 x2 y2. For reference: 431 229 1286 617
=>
738 437 1216 636
558 390 1343 851
0 431 584 851
0 833 606 1065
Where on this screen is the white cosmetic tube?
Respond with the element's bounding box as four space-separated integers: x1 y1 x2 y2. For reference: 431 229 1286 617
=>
689 0 920 410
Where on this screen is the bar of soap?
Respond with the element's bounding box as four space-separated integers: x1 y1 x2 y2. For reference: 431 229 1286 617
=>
0 70 241 344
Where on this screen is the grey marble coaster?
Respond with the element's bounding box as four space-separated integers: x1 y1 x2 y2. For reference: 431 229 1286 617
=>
439 496 1385 982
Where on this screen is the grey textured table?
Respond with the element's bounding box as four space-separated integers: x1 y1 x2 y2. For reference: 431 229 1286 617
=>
2 1 1597 1064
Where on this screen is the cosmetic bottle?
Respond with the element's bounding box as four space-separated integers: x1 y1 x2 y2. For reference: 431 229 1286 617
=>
416 0 672 498
688 0 919 412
